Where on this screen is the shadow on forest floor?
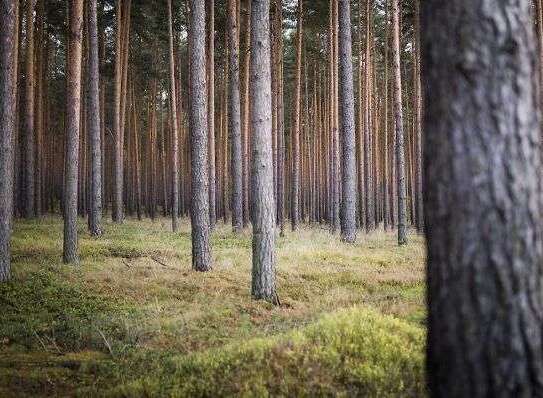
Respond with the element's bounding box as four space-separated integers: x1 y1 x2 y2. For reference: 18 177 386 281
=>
0 217 427 397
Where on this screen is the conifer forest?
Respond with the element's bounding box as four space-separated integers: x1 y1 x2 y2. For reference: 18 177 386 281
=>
1 0 542 396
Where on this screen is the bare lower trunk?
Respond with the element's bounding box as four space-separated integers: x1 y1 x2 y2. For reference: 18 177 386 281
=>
423 1 543 396
88 0 102 236
392 0 407 245
0 0 18 282
189 0 212 271
338 0 356 243
63 0 84 264
167 0 179 232
24 0 36 219
207 0 216 229
251 0 278 305
228 0 243 233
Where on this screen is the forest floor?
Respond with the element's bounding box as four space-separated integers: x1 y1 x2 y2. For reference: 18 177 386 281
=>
0 217 426 397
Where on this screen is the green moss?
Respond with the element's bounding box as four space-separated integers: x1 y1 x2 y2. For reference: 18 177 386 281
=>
1 217 427 397
106 308 425 397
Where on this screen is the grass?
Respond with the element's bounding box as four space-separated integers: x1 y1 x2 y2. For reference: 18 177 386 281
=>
0 217 427 397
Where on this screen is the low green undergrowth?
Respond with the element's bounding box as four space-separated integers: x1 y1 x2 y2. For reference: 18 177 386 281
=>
0 217 426 397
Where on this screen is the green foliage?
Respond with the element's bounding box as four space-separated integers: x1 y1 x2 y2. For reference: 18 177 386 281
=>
0 218 426 397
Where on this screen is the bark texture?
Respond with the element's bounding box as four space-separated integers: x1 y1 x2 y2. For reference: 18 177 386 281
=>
251 0 278 305
423 0 543 396
0 0 18 282
189 0 212 271
167 0 180 232
392 0 407 245
88 0 102 237
207 0 216 228
24 0 36 218
63 0 84 264
338 0 356 243
228 0 243 233
291 0 303 231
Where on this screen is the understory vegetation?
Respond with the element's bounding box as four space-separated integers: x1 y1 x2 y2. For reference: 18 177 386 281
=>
0 218 426 397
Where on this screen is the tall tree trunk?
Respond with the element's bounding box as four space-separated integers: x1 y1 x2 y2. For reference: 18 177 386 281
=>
383 0 390 231
338 0 356 243
63 0 84 264
167 0 180 232
112 0 123 223
291 0 303 231
189 0 212 271
207 0 216 229
275 0 285 236
0 0 18 282
88 0 102 236
251 0 278 305
228 0 243 232
413 0 423 234
391 0 407 245
24 0 36 218
423 1 543 396
241 0 251 228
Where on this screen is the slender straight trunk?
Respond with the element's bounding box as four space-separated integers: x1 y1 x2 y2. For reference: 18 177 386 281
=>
241 0 251 228
63 0 84 264
0 0 18 282
228 0 243 232
331 0 340 233
363 0 373 232
112 0 123 223
24 0 36 218
167 0 180 232
251 0 278 305
291 0 303 231
338 0 356 242
413 0 423 233
383 0 389 231
189 0 212 271
88 0 102 236
391 0 407 245
35 0 44 217
207 0 216 229
423 1 543 396
274 0 285 236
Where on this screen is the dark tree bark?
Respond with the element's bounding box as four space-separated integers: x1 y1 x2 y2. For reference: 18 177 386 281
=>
291 0 303 231
392 0 407 245
24 0 36 219
167 0 180 232
63 0 84 264
228 0 243 233
338 0 356 243
207 0 216 229
241 0 251 228
0 0 18 282
112 0 123 223
189 0 212 271
251 0 278 305
423 0 543 396
413 0 423 234
88 0 102 237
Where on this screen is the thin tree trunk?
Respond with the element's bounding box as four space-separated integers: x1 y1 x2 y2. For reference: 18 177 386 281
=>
423 0 543 396
24 0 36 218
167 0 180 232
291 0 303 231
88 0 102 236
112 0 123 223
189 0 212 271
251 0 278 305
228 0 243 232
207 0 216 228
241 0 251 228
392 0 407 245
63 0 84 264
0 0 18 282
338 0 356 243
